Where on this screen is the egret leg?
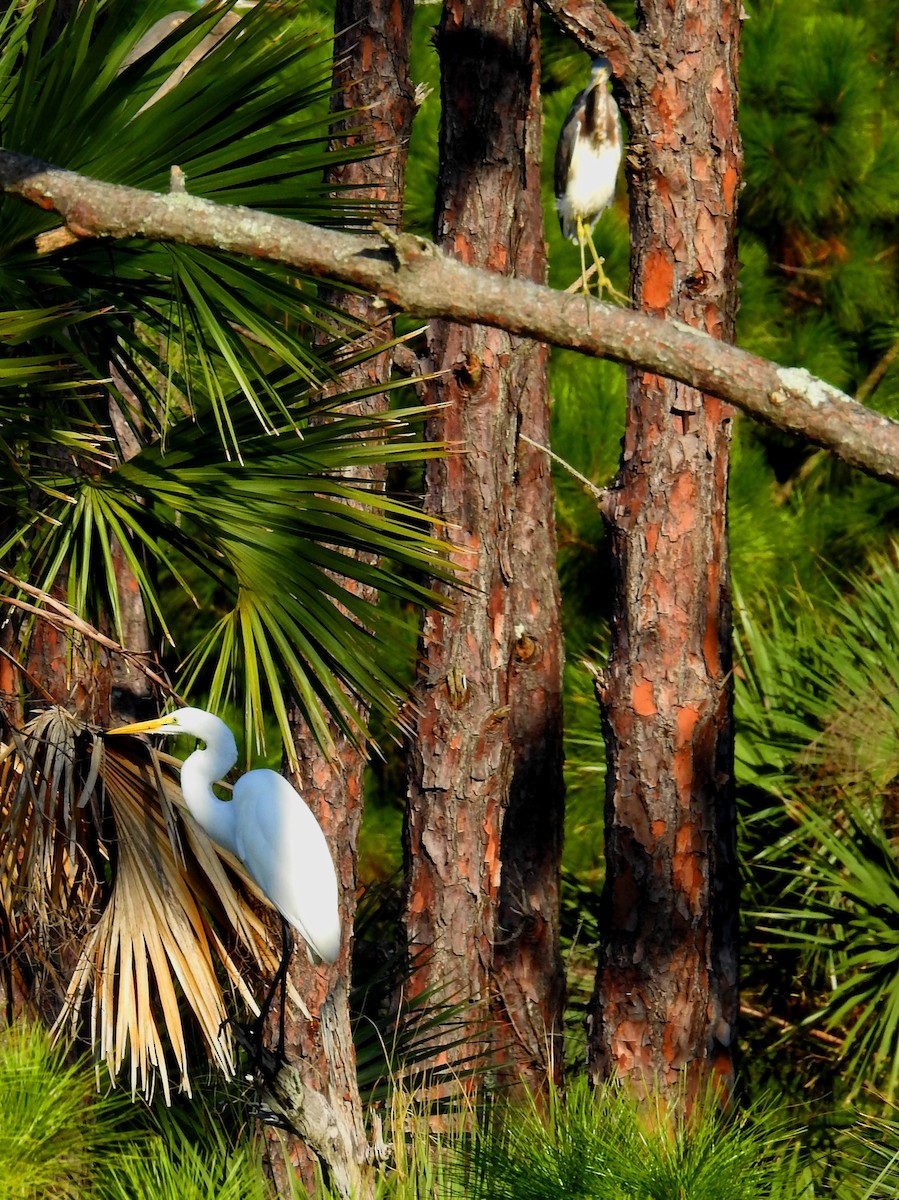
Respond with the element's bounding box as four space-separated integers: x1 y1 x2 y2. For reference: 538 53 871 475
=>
255 916 293 1068
237 916 294 1075
276 918 293 1066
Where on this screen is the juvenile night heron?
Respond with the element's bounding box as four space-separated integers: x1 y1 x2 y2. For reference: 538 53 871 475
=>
554 57 622 299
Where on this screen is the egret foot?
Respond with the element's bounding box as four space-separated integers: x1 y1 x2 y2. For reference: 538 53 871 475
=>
249 1099 299 1134
229 1017 284 1082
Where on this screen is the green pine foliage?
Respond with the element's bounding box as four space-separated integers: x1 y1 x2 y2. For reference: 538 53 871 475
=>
0 1021 273 1200
0 1024 127 1199
458 1078 800 1200
732 0 899 604
740 0 899 376
2 1018 891 1200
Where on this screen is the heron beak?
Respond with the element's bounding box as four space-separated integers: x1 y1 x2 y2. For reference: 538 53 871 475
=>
106 715 170 736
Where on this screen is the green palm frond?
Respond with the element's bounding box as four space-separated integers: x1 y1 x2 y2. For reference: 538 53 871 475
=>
800 555 899 799
734 592 820 807
0 0 372 459
0 305 112 502
0 1 459 753
758 803 899 1101
737 550 899 1098
351 886 490 1105
6 387 453 754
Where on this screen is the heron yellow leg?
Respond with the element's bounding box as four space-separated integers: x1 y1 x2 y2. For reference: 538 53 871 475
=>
585 226 628 302
576 215 590 297
573 215 627 303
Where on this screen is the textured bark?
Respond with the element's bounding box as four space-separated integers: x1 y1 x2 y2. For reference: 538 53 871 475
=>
1 407 152 730
402 0 565 1090
586 0 742 1095
263 4 415 1197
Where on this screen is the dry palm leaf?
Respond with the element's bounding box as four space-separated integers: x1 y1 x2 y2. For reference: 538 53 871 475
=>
1 708 284 1100
64 737 282 1100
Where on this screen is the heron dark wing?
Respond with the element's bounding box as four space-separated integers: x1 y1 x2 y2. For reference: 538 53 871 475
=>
554 103 582 203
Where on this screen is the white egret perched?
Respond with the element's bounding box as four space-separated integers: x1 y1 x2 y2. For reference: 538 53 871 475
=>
554 56 623 299
107 706 340 1066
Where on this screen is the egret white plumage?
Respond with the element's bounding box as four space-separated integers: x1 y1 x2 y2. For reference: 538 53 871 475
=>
554 57 623 299
107 706 340 1066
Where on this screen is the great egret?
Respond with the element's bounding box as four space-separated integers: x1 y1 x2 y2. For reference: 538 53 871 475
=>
554 57 623 299
106 706 341 1066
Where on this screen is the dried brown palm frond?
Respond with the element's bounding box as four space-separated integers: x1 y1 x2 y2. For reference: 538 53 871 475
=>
0 707 282 1101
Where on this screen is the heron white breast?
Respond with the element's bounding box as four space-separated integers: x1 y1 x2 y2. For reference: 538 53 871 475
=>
556 137 620 241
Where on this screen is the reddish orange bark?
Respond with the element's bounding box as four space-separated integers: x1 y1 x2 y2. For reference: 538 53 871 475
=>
584 0 742 1095
402 0 564 1091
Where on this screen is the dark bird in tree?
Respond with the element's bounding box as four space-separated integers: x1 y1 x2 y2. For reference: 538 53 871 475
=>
554 57 623 299
107 707 340 1073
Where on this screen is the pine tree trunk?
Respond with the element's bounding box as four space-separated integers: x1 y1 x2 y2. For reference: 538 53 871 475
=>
586 0 742 1096
402 0 565 1091
0 409 153 1022
263 3 415 1196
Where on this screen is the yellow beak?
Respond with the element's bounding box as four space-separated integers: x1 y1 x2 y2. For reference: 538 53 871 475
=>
106 715 171 736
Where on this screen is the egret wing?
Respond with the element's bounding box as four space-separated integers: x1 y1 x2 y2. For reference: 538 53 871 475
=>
232 769 341 963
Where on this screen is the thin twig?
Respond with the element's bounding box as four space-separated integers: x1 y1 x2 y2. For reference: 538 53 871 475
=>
519 432 607 504
740 1002 844 1048
856 335 899 406
0 644 56 704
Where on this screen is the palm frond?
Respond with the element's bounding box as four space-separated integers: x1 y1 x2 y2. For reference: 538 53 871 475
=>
0 709 101 962
0 1 459 755
77 737 285 1100
0 0 373 460
0 709 287 1100
758 802 899 1101
15 388 454 755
